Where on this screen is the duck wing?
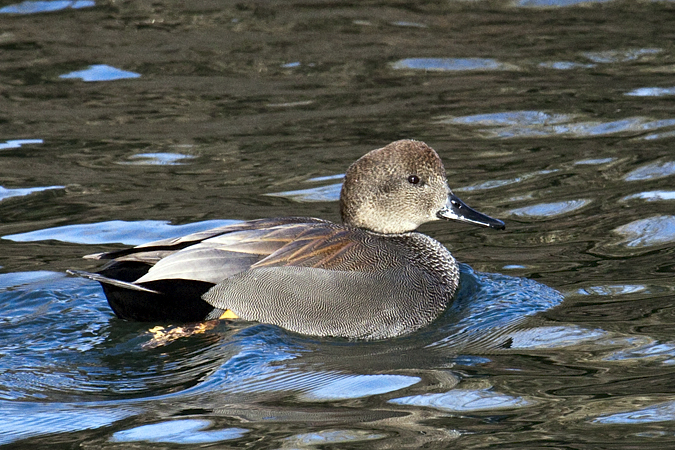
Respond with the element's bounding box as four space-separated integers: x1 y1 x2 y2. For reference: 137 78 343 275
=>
85 217 329 265
75 217 336 322
130 219 357 286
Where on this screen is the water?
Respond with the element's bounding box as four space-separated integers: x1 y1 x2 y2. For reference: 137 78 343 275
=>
1 0 675 447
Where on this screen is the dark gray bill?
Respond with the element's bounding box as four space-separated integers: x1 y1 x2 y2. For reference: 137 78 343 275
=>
437 194 505 230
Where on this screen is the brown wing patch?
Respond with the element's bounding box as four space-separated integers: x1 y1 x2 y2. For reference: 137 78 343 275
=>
88 218 395 285
204 223 316 257
252 227 371 270
134 222 344 284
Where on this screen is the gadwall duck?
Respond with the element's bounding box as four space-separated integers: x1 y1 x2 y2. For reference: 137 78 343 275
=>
72 140 504 339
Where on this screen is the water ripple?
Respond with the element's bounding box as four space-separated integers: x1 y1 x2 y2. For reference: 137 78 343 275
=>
594 401 675 424
282 429 385 447
510 199 590 218
605 340 675 365
389 388 532 411
577 284 648 296
0 401 138 445
624 160 675 181
429 265 564 349
508 325 609 349
457 170 557 192
266 183 342 203
438 110 574 127
300 374 420 401
391 21 427 28
191 360 420 401
582 48 662 63
121 153 195 165
437 111 675 139
613 215 675 247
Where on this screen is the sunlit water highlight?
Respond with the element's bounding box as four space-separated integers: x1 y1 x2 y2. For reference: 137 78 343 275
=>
59 65 141 82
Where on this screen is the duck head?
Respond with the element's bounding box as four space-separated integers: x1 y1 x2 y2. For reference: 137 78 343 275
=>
340 140 505 234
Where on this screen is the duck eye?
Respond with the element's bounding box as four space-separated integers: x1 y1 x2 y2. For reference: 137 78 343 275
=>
407 175 420 185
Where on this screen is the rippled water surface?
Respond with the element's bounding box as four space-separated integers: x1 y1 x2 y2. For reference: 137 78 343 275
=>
1 0 675 448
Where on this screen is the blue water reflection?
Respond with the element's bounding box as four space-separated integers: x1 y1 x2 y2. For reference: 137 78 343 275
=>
510 199 590 218
612 216 675 248
0 0 93 14
266 183 342 202
578 284 648 296
507 325 609 349
391 58 518 71
626 86 675 97
624 160 675 181
575 158 616 165
538 61 596 70
0 401 138 445
438 110 675 139
390 388 532 412
456 177 524 192
60 64 141 82
438 110 573 127
0 139 43 150
0 185 64 201
281 430 385 446
621 191 675 202
0 270 62 290
122 153 196 165
111 420 248 444
391 21 427 28
300 374 420 401
594 401 675 424
640 130 675 140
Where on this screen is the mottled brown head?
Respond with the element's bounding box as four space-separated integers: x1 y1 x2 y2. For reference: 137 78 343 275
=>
340 140 450 234
340 139 505 234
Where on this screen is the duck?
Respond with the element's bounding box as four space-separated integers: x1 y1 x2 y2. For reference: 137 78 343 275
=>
71 140 505 340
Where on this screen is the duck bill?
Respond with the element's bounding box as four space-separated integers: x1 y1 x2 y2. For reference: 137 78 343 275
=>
437 194 505 230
